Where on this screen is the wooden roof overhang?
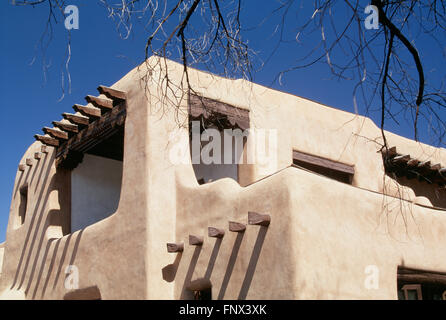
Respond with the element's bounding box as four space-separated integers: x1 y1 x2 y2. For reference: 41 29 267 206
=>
189 94 250 130
34 85 127 169
382 146 446 186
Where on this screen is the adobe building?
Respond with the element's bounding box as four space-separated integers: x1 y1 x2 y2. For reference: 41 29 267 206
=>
0 56 445 300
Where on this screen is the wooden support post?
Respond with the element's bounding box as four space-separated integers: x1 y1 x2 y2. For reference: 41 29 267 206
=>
248 211 271 227
189 235 204 246
167 243 184 253
85 95 114 110
34 134 59 147
97 85 127 100
229 221 246 233
208 227 225 238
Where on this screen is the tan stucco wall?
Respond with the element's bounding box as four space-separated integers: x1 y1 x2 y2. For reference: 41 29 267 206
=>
0 56 444 299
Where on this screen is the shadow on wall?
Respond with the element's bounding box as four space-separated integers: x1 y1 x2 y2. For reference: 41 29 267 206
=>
8 150 83 299
11 151 55 290
162 253 182 283
172 226 268 300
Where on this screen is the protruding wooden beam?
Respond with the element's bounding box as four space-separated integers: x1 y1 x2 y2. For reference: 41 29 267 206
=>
53 121 78 133
439 168 446 178
85 95 114 110
430 163 442 171
384 146 397 157
248 211 271 227
418 161 431 169
229 221 246 233
41 145 49 154
189 235 204 246
407 158 420 167
34 152 42 160
167 242 184 253
26 158 33 166
73 104 101 118
43 127 68 140
97 85 127 100
34 134 59 147
18 164 26 171
208 227 225 238
392 154 410 164
62 113 90 126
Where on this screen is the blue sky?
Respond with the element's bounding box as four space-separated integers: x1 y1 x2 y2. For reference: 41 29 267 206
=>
0 1 444 242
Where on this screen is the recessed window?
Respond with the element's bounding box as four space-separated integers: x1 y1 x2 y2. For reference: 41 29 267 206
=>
397 267 446 300
292 150 355 184
18 185 28 227
70 125 124 232
189 94 249 185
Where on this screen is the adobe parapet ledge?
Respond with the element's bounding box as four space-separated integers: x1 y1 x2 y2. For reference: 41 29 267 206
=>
0 56 445 300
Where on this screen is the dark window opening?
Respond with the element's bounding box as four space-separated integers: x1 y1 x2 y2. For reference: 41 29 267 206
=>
18 185 28 227
292 150 355 184
397 267 446 300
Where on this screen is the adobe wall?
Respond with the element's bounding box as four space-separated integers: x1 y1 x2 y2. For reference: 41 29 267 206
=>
0 56 444 299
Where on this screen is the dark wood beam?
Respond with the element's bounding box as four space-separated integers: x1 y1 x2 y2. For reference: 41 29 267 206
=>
387 146 397 157
293 150 355 176
392 154 410 164
43 127 68 140
53 121 78 133
62 113 90 126
189 235 204 246
85 95 114 110
407 158 420 167
167 243 184 253
35 134 59 147
208 227 225 238
73 104 101 118
248 211 271 227
398 268 446 286
229 221 246 233
97 85 127 100
56 103 126 169
418 161 431 169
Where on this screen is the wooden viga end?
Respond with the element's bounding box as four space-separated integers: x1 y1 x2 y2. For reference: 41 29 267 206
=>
34 85 128 168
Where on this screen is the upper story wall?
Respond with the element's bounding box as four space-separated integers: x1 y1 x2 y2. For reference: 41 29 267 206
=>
132 57 445 207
